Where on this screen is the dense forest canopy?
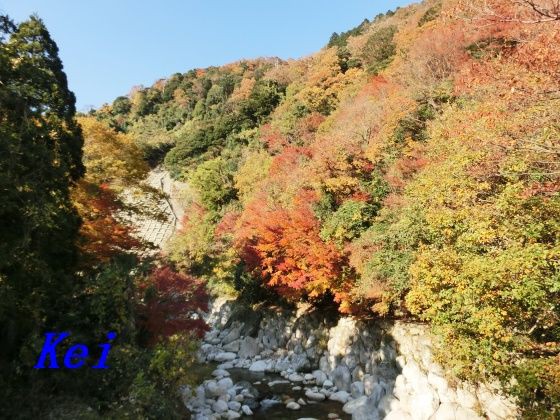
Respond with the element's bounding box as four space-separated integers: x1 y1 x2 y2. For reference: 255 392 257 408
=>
1 0 559 417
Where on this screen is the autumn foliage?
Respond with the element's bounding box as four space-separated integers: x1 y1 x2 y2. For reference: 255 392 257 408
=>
137 266 209 345
94 0 560 414
235 190 344 301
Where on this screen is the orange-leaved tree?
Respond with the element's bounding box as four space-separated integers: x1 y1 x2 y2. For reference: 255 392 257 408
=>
234 189 346 302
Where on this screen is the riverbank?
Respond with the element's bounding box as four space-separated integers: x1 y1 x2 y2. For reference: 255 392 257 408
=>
183 298 518 420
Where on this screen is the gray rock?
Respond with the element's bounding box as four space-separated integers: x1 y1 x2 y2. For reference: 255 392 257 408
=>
323 379 334 388
223 339 240 352
227 401 241 411
289 373 305 382
225 410 241 419
312 370 328 386
238 336 259 359
241 405 253 415
353 406 380 420
205 380 223 397
211 369 230 378
286 401 301 410
342 395 374 415
212 399 228 413
369 382 387 406
249 360 268 372
329 390 350 403
214 352 237 362
217 377 233 391
222 325 242 344
351 381 365 398
305 389 326 401
332 365 352 391
362 374 378 396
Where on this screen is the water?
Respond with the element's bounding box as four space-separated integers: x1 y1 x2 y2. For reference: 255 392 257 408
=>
227 368 351 420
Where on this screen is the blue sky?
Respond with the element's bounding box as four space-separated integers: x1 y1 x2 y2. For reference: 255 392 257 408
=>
1 1 414 111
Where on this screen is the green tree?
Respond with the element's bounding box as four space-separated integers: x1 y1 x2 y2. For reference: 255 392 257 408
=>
0 13 84 382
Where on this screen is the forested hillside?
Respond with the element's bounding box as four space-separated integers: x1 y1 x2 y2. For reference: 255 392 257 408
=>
93 0 560 415
1 0 559 418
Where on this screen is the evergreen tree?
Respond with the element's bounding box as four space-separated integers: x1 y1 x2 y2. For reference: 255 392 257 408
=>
0 14 84 371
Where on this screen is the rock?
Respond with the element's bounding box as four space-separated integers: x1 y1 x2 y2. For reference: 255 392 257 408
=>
455 386 478 409
211 369 230 378
241 405 253 415
214 352 237 362
342 395 375 415
456 406 484 420
286 401 301 410
384 409 412 420
225 410 241 419
431 402 457 420
227 401 241 411
222 326 241 344
289 373 305 382
223 339 240 352
377 394 402 417
332 365 351 391
329 390 350 403
477 384 518 420
268 380 290 387
305 389 326 401
205 380 223 397
363 374 378 396
328 414 339 419
217 377 233 391
249 360 268 372
212 399 228 413
352 365 365 382
238 336 259 359
353 406 380 420
312 370 328 386
368 383 387 406
261 398 282 408
217 362 235 369
323 379 334 388
408 388 440 420
292 386 302 391
351 381 365 398
304 373 315 381
428 372 454 403
297 398 307 405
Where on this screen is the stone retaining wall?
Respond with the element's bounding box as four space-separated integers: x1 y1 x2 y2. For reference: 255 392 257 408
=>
197 298 518 420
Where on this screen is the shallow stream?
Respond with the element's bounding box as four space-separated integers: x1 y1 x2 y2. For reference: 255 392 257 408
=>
227 368 350 420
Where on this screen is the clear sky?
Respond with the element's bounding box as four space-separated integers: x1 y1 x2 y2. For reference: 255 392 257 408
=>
1 1 414 111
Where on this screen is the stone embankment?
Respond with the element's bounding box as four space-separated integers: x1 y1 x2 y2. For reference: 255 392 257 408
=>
183 299 519 420
127 167 187 248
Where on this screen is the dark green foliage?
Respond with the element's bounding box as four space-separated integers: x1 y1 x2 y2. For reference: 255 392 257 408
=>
112 95 132 115
466 37 519 60
393 85 454 144
165 79 281 177
360 25 397 74
327 19 370 48
189 157 237 213
0 14 84 369
320 200 378 244
418 3 441 26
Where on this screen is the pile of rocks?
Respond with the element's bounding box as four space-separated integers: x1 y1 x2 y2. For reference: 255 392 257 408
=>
190 299 518 420
183 368 258 420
